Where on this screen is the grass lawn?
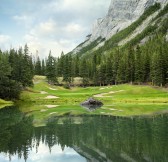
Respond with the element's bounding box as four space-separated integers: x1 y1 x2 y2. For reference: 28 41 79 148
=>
17 75 168 126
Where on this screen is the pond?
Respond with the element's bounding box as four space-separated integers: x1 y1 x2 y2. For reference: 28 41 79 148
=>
0 106 168 162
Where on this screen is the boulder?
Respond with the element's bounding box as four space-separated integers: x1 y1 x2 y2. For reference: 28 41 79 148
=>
81 98 103 111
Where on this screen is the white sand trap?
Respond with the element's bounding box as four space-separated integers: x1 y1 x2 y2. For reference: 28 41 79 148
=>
110 108 117 111
100 88 105 90
94 90 124 98
41 109 47 112
109 90 124 94
45 105 59 108
118 110 124 112
49 87 57 90
50 112 58 115
40 91 48 94
94 93 111 98
45 95 59 99
109 91 116 94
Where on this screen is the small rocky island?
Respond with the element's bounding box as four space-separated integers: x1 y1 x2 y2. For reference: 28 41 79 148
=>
81 98 103 111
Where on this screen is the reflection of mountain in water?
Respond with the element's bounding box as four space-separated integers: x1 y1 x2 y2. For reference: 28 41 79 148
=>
0 106 168 162
50 116 168 162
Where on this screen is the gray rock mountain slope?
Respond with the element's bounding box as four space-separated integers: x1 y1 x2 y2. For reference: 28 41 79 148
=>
72 0 167 54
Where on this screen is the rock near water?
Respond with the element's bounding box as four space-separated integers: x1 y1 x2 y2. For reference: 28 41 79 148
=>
73 0 167 54
81 98 103 111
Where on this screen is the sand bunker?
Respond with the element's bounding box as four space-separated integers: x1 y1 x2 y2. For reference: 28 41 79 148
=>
49 112 58 115
41 109 47 112
40 91 48 94
94 90 124 98
45 95 59 99
45 105 59 108
94 93 111 98
49 87 57 90
110 108 117 111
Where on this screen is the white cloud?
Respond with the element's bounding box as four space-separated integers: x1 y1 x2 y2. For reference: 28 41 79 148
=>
2 0 111 58
38 20 57 35
27 19 59 40
0 35 11 43
49 0 110 15
27 39 76 58
0 35 12 50
29 19 86 40
61 0 91 10
65 23 86 34
13 15 30 21
23 19 85 58
24 33 76 58
13 15 34 27
0 142 86 162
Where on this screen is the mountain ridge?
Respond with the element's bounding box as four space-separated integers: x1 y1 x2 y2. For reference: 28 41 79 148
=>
72 0 168 55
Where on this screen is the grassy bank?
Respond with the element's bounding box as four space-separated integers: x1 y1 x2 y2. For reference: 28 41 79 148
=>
16 76 168 126
0 99 13 109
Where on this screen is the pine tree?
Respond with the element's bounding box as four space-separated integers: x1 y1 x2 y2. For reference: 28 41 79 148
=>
41 59 46 75
57 51 64 77
105 57 113 85
112 48 120 85
134 45 144 83
62 54 73 85
74 55 79 77
97 63 106 86
117 53 127 83
79 59 89 86
35 56 42 75
125 46 135 83
0 51 21 99
46 51 58 84
21 44 34 87
9 45 34 87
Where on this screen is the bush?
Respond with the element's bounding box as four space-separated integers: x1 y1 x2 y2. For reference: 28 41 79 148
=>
63 84 71 89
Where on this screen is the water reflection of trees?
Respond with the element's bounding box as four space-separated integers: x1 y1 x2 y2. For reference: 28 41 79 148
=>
0 106 34 161
46 116 168 162
0 107 168 162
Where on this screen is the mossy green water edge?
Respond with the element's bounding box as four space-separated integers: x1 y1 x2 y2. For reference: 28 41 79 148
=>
13 75 168 126
0 99 13 109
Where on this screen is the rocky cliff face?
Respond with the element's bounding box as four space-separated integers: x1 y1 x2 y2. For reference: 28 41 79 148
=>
72 0 167 54
91 0 167 41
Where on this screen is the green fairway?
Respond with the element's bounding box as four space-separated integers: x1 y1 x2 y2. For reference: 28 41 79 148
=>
17 76 168 126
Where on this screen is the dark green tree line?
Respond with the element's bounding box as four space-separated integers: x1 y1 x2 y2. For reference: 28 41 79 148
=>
0 45 34 100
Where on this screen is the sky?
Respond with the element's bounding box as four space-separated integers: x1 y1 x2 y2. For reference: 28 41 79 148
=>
0 0 111 58
0 142 87 162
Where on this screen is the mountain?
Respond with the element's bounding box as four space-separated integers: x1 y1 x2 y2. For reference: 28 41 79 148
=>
72 0 168 55
56 0 168 87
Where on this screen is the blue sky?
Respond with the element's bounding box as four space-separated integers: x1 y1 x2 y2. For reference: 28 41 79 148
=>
0 0 110 58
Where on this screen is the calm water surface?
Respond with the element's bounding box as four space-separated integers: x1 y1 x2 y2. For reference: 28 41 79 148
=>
0 106 168 162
